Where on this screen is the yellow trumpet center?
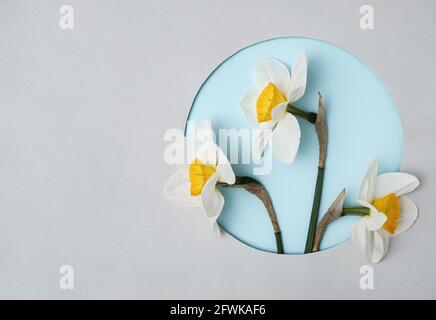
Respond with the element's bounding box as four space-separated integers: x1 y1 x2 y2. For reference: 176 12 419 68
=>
189 159 216 196
372 193 401 234
256 82 287 123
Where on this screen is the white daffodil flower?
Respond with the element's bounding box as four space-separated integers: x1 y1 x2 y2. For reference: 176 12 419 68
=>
163 119 235 234
240 52 307 164
352 158 420 263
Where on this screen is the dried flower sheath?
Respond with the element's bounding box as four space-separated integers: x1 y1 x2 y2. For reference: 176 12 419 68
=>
315 93 328 169
219 177 284 254
312 188 346 252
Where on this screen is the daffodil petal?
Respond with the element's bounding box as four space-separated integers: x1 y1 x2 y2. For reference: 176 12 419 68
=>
259 120 277 130
352 218 372 262
196 119 216 156
201 173 224 218
252 128 273 162
240 88 259 126
357 200 387 231
352 218 390 264
196 118 214 141
177 136 195 165
287 51 307 102
184 119 216 165
374 172 420 198
271 102 288 122
254 58 290 95
357 199 371 208
367 211 387 231
195 140 218 166
216 145 236 185
358 158 378 202
371 229 390 263
163 168 202 207
392 196 419 236
209 216 222 235
271 113 301 164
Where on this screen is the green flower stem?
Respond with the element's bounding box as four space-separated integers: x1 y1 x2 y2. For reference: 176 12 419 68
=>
286 104 317 124
304 93 327 254
304 167 325 253
341 207 370 217
275 231 284 254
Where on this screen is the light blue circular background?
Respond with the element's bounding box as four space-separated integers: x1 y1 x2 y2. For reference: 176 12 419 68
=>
186 37 403 254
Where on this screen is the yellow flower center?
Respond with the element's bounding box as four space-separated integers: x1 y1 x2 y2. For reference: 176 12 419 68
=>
189 159 216 196
256 82 287 123
372 193 401 234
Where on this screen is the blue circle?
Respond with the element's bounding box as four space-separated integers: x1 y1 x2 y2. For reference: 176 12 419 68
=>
186 37 403 254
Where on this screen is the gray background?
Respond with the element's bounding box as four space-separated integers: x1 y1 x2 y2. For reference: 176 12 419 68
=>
0 0 434 299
